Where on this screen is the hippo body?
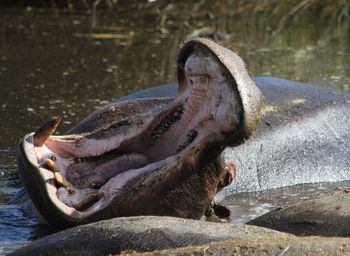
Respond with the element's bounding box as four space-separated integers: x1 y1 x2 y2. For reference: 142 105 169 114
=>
224 76 350 194
121 76 350 195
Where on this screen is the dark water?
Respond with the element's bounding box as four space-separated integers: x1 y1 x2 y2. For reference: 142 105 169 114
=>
1 1 350 254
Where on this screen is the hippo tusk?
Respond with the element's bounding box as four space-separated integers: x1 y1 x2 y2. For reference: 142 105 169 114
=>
33 117 61 147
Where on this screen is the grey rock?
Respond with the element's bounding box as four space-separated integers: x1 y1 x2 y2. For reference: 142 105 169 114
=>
131 236 350 256
9 216 289 256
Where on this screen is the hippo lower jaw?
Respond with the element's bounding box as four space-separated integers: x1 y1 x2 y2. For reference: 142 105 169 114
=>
18 128 232 224
17 38 263 227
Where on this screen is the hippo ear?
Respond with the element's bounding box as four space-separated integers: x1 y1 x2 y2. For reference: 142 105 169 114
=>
177 38 263 140
177 69 187 95
176 42 193 94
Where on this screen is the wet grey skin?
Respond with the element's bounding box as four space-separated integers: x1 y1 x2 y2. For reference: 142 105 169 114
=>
17 38 263 227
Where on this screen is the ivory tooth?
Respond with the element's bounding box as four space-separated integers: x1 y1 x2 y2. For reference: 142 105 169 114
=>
54 172 70 188
33 117 61 147
46 159 60 172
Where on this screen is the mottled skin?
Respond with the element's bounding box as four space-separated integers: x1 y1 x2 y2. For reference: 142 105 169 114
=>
17 38 262 227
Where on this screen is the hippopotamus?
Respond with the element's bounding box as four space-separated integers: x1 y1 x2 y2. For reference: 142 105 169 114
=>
12 74 350 255
12 35 350 255
106 76 350 195
16 38 263 227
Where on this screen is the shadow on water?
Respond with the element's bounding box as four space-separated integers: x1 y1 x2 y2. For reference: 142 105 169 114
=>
0 1 349 254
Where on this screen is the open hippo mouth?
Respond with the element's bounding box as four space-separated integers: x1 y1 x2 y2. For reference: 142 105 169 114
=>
17 38 262 227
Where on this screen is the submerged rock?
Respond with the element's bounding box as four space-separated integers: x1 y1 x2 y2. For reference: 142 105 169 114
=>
248 189 350 237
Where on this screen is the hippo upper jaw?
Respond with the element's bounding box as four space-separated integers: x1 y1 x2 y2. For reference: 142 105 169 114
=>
17 38 262 227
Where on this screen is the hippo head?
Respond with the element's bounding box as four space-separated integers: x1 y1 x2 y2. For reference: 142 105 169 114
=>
17 38 263 227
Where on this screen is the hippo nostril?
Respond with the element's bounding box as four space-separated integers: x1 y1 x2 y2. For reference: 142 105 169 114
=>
189 79 193 85
89 182 103 190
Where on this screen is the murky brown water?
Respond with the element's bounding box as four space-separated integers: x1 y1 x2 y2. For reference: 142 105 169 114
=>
0 1 350 254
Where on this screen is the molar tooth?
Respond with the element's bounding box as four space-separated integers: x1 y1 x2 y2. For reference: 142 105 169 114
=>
54 172 70 188
46 159 60 172
33 117 61 147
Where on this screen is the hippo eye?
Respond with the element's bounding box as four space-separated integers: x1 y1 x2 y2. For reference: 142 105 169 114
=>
199 74 209 84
